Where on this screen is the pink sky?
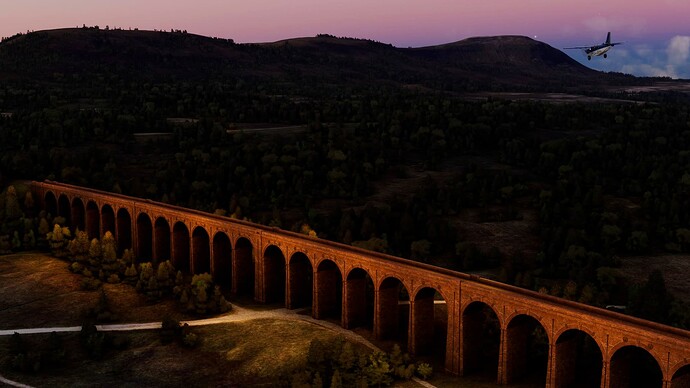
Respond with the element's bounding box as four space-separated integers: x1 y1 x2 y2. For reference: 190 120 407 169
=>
2 0 690 77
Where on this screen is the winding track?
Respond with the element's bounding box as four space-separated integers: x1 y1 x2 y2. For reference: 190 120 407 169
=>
0 304 436 388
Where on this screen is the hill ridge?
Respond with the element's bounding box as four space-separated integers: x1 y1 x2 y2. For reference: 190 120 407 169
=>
0 27 635 90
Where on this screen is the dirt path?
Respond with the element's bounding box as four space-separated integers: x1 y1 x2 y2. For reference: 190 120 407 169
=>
0 304 435 388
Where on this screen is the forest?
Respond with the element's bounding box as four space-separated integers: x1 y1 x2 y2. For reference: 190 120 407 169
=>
2 29 690 330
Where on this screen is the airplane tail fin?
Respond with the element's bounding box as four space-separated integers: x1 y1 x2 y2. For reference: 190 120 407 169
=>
606 32 611 45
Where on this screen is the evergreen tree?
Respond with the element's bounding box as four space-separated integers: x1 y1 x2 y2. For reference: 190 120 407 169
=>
47 224 71 257
4 185 22 220
89 238 102 261
329 370 342 388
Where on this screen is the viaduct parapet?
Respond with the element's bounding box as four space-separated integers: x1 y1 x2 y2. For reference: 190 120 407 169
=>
31 181 690 387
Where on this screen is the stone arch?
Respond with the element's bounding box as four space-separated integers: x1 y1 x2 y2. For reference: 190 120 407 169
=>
101 204 115 238
116 208 132 253
192 227 210 275
461 301 500 378
503 314 549 385
172 222 190 273
263 245 286 305
44 191 57 218
288 252 313 310
154 217 171 262
234 237 254 298
671 363 690 388
609 345 663 388
136 213 153 262
553 329 603 388
315 259 342 322
376 276 410 347
71 197 85 232
212 232 232 287
57 194 71 225
411 287 447 360
344 267 374 330
85 200 100 239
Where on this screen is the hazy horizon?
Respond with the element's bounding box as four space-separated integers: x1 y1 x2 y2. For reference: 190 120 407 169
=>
2 0 689 79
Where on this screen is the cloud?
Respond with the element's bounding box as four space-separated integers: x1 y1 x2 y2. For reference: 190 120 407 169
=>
634 44 654 57
621 63 675 78
667 35 690 65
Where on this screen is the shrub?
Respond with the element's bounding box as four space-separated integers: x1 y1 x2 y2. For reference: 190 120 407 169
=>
181 324 199 348
70 261 85 274
107 273 120 284
416 363 432 380
80 277 102 291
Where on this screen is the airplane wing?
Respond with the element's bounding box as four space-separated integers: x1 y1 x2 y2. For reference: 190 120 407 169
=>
563 46 590 50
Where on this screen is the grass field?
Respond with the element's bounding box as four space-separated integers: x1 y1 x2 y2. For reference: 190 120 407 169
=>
0 253 369 387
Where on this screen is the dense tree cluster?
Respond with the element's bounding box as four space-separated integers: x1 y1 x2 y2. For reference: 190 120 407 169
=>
44 224 231 315
288 339 428 387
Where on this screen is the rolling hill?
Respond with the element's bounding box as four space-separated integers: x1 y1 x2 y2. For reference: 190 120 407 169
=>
0 28 641 91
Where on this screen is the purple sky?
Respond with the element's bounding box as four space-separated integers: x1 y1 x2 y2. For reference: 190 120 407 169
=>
2 0 689 78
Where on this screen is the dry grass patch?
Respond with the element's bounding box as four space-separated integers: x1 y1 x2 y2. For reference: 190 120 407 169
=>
616 254 690 304
0 252 187 330
199 318 370 383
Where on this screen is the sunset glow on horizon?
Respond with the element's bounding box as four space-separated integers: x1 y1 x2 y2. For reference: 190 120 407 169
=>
2 0 689 78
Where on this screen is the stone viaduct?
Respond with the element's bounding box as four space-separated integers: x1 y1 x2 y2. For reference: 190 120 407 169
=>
31 180 690 388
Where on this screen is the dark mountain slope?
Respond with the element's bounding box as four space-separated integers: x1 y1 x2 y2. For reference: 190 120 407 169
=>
407 35 601 88
0 28 641 91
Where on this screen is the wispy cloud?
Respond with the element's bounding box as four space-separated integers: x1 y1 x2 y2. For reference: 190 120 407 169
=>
667 35 690 65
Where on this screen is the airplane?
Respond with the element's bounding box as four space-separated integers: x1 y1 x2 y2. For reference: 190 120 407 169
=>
564 32 623 60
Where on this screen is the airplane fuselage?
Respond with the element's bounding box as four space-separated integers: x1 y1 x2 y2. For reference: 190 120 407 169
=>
586 45 612 57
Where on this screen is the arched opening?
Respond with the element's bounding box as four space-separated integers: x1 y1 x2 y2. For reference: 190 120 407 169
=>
101 205 115 238
672 364 690 388
192 227 210 275
288 252 312 310
71 198 85 232
263 245 286 305
345 268 374 330
57 194 71 225
376 277 410 349
411 287 447 362
44 191 57 219
461 302 500 379
554 329 602 388
116 208 132 254
234 237 254 298
172 222 190 273
136 213 153 262
154 217 171 262
212 232 232 288
610 346 663 388
85 201 100 239
315 259 342 322
504 314 549 385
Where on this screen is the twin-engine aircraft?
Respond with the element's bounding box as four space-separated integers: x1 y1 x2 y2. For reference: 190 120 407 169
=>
564 32 623 60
